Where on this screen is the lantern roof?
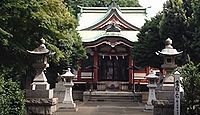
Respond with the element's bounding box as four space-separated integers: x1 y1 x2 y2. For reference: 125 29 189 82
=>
156 38 183 56
61 68 75 78
146 70 159 78
27 38 49 55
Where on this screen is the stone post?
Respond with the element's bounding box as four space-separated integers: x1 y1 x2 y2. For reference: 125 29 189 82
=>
26 38 58 115
174 71 180 115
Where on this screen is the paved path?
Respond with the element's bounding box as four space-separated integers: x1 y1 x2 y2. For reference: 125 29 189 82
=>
57 101 153 115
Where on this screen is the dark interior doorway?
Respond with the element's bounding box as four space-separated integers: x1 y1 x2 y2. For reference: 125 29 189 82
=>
98 56 128 81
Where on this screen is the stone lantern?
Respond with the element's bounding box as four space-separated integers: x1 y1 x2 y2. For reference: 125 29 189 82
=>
26 38 58 115
156 38 182 89
153 38 183 115
27 38 50 90
145 70 158 110
58 68 77 111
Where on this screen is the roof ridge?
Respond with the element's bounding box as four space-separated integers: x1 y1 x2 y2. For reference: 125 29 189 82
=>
108 0 120 11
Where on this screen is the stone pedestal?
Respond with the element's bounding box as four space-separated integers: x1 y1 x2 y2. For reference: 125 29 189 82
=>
26 82 58 115
153 100 174 115
145 88 156 110
161 67 175 91
25 98 58 115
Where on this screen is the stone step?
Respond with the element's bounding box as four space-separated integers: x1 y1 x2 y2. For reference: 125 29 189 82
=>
83 91 142 102
88 95 135 102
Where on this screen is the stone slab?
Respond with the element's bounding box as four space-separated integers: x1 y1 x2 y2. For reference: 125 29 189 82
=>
56 101 153 115
83 91 142 102
83 91 137 96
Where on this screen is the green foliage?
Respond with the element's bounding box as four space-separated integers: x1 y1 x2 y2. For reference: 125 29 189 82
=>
132 14 163 68
180 58 200 115
159 0 187 64
0 0 86 86
65 0 140 16
0 73 25 115
185 0 200 64
132 0 200 68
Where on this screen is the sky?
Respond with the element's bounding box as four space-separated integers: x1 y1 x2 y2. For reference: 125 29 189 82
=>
139 0 167 18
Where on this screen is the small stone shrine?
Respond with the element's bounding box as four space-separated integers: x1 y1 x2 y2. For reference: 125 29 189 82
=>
145 70 158 110
25 38 58 115
153 38 182 115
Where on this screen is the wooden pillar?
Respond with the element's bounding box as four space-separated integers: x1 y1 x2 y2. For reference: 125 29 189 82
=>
128 56 133 84
146 66 151 75
77 68 81 81
93 51 98 83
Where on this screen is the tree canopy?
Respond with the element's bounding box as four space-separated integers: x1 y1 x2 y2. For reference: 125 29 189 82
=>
132 14 163 68
65 0 140 16
132 0 200 68
0 0 86 83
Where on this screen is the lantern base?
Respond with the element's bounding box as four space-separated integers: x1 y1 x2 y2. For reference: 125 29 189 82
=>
145 104 154 110
58 102 78 112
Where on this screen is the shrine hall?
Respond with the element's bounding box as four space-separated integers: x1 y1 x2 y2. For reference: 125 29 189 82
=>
75 2 149 91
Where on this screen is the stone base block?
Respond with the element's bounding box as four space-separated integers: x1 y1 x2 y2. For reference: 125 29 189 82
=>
26 98 58 115
156 91 174 100
152 100 173 115
26 89 53 98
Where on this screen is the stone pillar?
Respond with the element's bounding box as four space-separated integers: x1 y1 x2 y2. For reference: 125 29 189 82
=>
174 71 180 115
26 38 58 115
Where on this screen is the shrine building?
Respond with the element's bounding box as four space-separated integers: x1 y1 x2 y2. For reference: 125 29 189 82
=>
75 2 150 91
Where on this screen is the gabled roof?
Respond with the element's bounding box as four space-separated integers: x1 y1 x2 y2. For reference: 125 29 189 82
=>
80 1 140 31
77 1 146 43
